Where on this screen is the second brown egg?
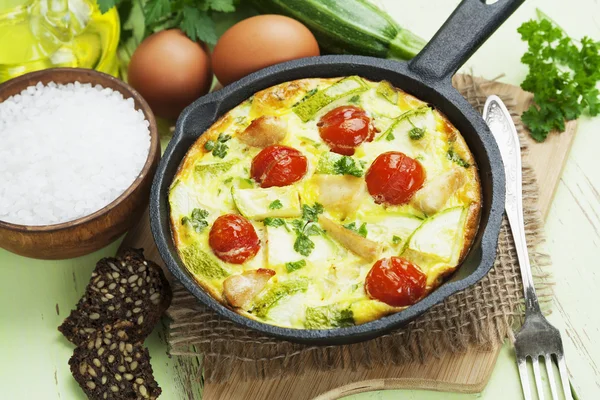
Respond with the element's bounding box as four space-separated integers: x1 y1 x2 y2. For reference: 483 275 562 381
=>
212 15 320 86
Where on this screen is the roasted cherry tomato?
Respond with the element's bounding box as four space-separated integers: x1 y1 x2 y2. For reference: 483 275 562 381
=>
317 105 375 155
251 145 308 188
365 151 425 205
209 214 260 264
365 257 427 307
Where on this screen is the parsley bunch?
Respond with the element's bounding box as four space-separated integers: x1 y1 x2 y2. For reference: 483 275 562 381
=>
99 0 237 45
518 11 600 142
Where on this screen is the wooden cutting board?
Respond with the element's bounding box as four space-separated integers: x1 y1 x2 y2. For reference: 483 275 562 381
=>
119 76 577 399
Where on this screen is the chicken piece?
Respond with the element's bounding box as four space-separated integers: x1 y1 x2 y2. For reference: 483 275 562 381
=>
410 168 467 215
312 175 365 217
238 116 287 148
318 215 382 262
223 268 276 308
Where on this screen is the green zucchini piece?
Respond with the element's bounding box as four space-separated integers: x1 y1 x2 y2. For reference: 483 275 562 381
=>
180 245 229 280
293 76 368 122
376 107 432 141
253 279 309 318
195 159 238 175
376 80 398 104
304 304 355 328
232 186 302 220
403 207 467 263
249 0 426 60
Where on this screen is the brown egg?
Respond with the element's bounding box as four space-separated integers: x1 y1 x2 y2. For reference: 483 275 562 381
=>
128 29 213 120
212 15 320 86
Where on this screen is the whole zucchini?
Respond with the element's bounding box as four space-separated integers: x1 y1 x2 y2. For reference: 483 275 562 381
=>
249 0 426 60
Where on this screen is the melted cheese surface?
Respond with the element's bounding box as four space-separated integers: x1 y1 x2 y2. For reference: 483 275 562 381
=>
169 77 481 329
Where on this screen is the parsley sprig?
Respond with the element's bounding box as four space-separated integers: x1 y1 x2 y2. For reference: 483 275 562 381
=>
343 222 368 238
204 133 232 159
268 200 283 210
333 156 365 177
181 208 209 233
518 10 600 141
291 204 324 257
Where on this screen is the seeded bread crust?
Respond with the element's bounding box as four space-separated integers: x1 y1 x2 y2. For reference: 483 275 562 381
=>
59 249 172 345
69 323 161 400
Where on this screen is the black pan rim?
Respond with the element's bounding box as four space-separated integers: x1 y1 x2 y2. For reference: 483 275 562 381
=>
150 55 506 345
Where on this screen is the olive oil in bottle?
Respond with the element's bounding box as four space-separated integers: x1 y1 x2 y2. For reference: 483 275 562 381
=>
0 0 120 83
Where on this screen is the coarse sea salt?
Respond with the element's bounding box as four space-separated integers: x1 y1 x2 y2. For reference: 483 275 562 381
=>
0 81 150 226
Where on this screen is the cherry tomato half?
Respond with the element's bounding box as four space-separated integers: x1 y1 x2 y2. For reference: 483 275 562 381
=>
317 105 375 155
251 145 308 188
365 151 425 205
365 257 427 307
209 214 260 264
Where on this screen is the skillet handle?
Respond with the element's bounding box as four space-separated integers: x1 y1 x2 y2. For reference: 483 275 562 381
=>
408 0 524 83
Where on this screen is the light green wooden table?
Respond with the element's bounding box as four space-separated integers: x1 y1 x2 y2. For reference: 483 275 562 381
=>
1 0 598 399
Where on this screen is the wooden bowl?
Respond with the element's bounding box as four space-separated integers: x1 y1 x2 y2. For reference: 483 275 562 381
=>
0 68 160 260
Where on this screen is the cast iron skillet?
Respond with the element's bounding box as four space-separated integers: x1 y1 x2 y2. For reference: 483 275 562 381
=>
151 0 521 345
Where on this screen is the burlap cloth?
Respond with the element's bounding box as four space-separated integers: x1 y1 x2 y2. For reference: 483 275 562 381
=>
165 74 553 383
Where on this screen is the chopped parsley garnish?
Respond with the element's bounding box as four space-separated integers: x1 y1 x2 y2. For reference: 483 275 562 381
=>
447 147 470 168
204 133 231 159
333 156 364 177
181 208 209 233
268 200 283 210
285 260 306 273
291 203 325 256
264 217 286 228
392 235 402 244
409 127 425 140
294 233 315 257
386 132 395 141
223 177 233 184
344 222 368 238
301 203 324 222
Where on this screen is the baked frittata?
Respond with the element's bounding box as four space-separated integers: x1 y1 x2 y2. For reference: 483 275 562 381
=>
168 76 481 329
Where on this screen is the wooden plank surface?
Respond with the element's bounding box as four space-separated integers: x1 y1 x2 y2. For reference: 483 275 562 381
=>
119 78 577 399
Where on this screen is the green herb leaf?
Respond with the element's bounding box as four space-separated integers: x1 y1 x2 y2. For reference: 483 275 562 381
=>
191 208 209 220
264 217 286 228
447 147 470 168
305 223 324 236
204 140 215 151
180 6 218 44
517 15 600 141
344 222 368 238
301 203 324 222
182 208 209 233
144 0 171 25
385 132 395 141
285 259 306 273
333 156 364 177
209 0 236 12
291 219 305 232
98 0 117 13
409 127 425 140
294 233 315 257
268 200 283 210
223 177 233 184
218 133 232 143
392 235 402 245
212 142 228 159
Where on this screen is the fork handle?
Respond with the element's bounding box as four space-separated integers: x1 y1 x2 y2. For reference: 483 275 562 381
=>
501 123 541 316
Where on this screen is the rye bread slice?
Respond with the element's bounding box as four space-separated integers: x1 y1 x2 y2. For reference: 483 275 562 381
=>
69 323 161 400
59 248 171 345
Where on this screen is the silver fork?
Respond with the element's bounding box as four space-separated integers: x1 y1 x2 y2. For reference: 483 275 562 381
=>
483 96 573 400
